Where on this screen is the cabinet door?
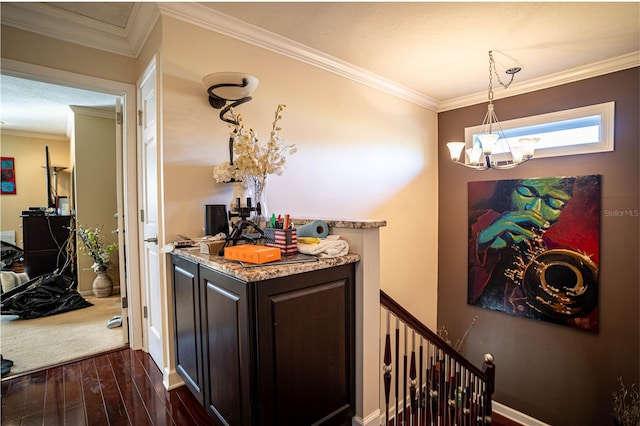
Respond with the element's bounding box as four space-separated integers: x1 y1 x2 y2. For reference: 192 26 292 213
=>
200 266 253 426
256 264 355 425
171 255 204 404
22 215 73 279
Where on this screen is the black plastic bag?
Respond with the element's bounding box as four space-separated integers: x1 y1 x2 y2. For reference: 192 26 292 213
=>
1 273 92 319
0 241 24 269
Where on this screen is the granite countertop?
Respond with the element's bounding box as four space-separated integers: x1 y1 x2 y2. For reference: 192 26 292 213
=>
172 247 360 282
292 217 387 229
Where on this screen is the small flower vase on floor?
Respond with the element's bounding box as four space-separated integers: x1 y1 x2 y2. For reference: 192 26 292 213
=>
93 270 113 298
247 174 269 228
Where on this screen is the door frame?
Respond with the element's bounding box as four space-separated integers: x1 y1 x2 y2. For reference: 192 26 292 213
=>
137 55 164 369
1 59 144 350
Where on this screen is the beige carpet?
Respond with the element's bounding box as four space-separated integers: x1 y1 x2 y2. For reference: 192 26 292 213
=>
1 294 127 376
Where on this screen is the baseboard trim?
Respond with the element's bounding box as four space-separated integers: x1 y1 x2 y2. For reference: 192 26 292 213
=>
351 409 380 426
164 367 184 391
79 286 121 297
493 401 551 426
359 396 548 426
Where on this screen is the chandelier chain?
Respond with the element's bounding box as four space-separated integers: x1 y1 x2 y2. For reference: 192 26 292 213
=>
488 52 495 103
489 51 516 94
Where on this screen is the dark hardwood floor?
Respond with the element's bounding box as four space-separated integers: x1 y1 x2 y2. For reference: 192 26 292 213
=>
388 408 520 426
1 348 214 425
1 347 519 426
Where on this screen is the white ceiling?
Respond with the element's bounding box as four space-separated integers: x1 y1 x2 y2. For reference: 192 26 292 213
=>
201 2 640 102
1 2 639 136
0 74 118 136
44 2 135 28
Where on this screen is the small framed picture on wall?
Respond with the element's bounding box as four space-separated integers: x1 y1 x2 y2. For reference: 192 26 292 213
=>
1 157 17 194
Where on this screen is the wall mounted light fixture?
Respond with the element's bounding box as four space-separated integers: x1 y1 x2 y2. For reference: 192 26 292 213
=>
203 72 259 124
447 51 538 170
203 72 259 165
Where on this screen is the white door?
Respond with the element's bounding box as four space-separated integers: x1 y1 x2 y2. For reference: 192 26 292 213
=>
138 59 163 369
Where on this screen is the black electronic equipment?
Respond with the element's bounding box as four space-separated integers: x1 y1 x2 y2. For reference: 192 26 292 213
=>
21 208 47 216
45 145 55 210
228 196 261 222
204 204 229 237
216 219 264 256
215 197 264 255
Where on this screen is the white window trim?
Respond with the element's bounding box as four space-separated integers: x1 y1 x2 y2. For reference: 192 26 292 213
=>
464 101 615 159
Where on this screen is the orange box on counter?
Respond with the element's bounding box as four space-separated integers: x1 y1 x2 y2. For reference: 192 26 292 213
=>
223 244 282 264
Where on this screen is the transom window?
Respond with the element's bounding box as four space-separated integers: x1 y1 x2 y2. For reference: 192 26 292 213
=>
465 101 615 158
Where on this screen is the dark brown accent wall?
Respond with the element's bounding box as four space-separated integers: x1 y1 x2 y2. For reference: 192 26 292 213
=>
437 67 639 425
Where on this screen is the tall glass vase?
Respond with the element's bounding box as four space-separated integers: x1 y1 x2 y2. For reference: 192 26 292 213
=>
247 174 269 228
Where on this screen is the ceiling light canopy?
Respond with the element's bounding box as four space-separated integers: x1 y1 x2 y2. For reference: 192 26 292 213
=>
447 51 538 170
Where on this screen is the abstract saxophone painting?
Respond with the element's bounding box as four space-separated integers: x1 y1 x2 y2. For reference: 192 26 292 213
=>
467 175 600 332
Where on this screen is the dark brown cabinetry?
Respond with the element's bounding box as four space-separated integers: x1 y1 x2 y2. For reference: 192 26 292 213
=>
21 215 74 279
171 255 205 404
199 265 253 424
170 254 355 426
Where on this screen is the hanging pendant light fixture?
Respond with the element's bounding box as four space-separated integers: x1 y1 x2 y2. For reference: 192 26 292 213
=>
447 51 538 170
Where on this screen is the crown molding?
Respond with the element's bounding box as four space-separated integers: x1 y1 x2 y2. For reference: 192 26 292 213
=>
68 105 116 138
0 128 69 141
128 3 162 58
0 2 159 58
69 105 116 120
156 2 440 111
3 2 637 112
157 3 640 113
438 51 640 112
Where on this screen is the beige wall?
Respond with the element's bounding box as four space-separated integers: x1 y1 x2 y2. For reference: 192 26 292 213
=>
159 16 439 326
2 21 137 293
438 68 639 425
0 133 71 246
136 19 162 80
1 10 441 382
72 109 119 293
1 25 137 85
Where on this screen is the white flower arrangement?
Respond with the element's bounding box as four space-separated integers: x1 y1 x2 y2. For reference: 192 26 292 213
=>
212 104 296 183
212 160 243 183
75 225 118 273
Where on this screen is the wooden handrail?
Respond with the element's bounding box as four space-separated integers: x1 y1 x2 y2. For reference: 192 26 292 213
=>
380 290 490 379
380 289 495 425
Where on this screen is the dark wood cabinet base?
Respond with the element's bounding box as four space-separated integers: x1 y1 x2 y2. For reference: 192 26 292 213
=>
171 254 356 426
